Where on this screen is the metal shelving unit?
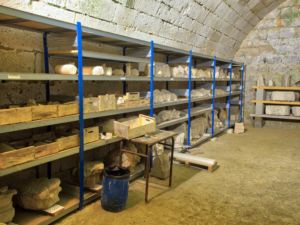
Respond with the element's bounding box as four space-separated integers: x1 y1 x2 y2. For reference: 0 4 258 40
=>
0 5 245 225
251 85 300 127
0 92 241 134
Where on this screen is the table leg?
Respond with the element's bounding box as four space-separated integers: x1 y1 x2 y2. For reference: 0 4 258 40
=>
145 144 150 203
169 137 175 187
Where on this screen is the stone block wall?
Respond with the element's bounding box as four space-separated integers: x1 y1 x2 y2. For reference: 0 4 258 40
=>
0 0 285 59
235 0 300 127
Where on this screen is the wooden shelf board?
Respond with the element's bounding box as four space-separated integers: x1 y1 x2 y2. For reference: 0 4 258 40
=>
253 86 300 91
252 100 300 106
13 194 79 225
48 49 149 63
12 189 101 225
250 114 300 120
0 137 122 177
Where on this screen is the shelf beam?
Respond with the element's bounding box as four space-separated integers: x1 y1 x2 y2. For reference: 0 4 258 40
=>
0 72 241 82
250 114 300 120
253 86 300 91
48 49 149 63
252 100 300 106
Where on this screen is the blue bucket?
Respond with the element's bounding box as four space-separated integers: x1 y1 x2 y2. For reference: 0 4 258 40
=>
101 166 130 212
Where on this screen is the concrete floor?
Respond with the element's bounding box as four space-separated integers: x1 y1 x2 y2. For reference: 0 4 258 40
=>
57 127 300 225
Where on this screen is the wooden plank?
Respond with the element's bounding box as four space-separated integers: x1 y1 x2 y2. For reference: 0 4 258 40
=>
252 100 300 106
32 105 58 120
0 107 32 125
250 114 300 120
57 102 78 117
34 142 60 159
56 134 79 151
130 130 177 145
0 144 35 169
13 194 79 225
253 86 300 91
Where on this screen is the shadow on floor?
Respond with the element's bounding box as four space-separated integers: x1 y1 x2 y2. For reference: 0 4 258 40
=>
126 164 200 208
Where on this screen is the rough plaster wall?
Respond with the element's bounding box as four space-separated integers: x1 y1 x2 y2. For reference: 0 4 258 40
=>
235 0 300 127
0 0 285 59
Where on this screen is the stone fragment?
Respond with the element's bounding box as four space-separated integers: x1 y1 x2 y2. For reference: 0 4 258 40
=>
156 109 181 124
191 117 209 139
16 178 61 210
0 187 17 223
271 91 295 101
265 105 290 116
292 106 300 116
122 143 141 172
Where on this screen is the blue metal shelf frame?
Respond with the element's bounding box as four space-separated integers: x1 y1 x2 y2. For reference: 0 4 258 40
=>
149 40 154 117
240 64 245 122
187 50 193 146
211 56 217 137
227 63 233 128
76 22 85 209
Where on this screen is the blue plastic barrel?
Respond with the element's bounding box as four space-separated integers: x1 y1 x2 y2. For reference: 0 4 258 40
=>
101 166 130 212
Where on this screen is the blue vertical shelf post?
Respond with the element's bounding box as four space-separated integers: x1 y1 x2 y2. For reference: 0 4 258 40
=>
76 22 85 209
227 62 233 128
149 40 154 117
187 50 193 146
211 56 217 137
240 64 245 122
42 32 52 179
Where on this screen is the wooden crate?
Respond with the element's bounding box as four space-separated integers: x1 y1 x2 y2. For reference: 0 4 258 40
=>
124 92 140 101
0 107 32 125
58 102 78 117
84 98 98 113
57 134 79 151
32 105 58 120
114 114 156 139
98 94 116 111
117 99 149 109
84 126 99 143
34 141 60 158
0 143 35 169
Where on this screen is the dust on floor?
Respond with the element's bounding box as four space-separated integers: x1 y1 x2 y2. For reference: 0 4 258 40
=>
56 127 300 225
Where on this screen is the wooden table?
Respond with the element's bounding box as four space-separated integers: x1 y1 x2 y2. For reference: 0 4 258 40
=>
122 130 177 202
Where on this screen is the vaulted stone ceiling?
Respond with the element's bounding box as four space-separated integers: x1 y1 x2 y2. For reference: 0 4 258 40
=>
0 0 287 58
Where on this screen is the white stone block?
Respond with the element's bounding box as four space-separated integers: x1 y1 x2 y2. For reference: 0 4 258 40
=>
292 106 300 117
265 105 290 116
271 91 296 101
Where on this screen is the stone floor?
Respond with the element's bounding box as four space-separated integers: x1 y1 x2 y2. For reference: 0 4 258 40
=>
56 127 300 225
